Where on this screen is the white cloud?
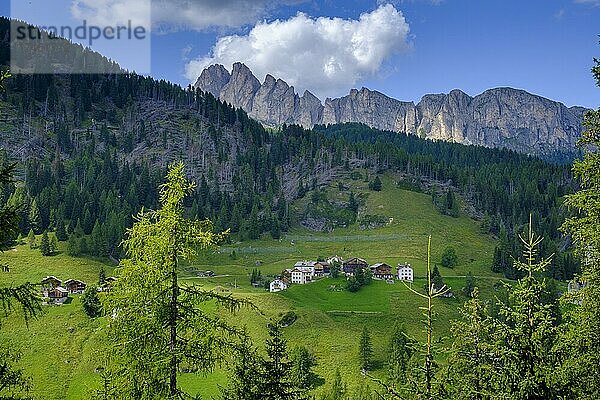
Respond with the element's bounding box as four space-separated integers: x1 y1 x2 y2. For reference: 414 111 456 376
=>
574 0 600 5
185 4 411 99
70 0 306 31
70 0 151 29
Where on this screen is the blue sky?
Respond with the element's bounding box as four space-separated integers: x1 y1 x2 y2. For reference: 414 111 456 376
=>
2 0 599 107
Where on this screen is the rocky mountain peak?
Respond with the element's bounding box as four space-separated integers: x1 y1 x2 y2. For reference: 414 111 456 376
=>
194 63 586 159
195 64 230 98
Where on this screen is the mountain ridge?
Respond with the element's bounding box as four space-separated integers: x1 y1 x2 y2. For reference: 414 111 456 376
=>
195 62 586 159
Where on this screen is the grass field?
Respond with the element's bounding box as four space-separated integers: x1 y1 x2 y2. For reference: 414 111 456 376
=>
0 175 501 399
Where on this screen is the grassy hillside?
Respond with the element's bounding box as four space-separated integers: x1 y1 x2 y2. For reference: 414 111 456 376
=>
0 176 499 399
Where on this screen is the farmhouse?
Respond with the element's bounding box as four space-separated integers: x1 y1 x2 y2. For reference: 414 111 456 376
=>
64 279 87 294
41 276 62 289
291 267 314 284
397 263 414 282
269 279 288 293
342 258 368 276
314 261 330 276
370 263 394 280
47 286 69 304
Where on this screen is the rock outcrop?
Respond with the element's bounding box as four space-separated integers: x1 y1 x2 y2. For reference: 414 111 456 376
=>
194 63 586 158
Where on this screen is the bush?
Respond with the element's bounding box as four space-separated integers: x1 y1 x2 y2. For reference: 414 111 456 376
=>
369 176 382 191
279 311 298 327
441 247 458 268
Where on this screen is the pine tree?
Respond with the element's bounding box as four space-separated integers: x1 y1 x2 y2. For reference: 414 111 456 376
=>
221 335 263 400
462 271 476 298
55 217 67 241
49 233 58 255
99 162 244 399
290 346 319 390
27 229 36 249
260 323 304 400
387 323 414 386
67 233 80 256
39 230 51 256
359 326 373 371
28 198 42 234
82 285 102 318
323 368 346 400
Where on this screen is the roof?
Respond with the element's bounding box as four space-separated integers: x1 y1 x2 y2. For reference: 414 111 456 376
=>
294 261 317 268
370 263 391 269
41 276 62 284
398 264 413 270
343 257 368 265
64 279 86 285
55 287 68 293
291 267 312 273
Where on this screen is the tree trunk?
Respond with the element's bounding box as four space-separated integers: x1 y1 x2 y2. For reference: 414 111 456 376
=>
169 244 179 398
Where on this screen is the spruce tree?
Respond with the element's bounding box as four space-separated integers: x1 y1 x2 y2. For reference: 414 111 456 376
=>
98 266 106 286
67 233 80 256
49 233 58 255
221 335 263 400
289 346 319 390
447 217 560 399
55 217 67 241
324 368 346 400
387 323 414 386
260 323 302 400
39 231 51 256
444 288 496 400
358 326 373 371
27 229 36 249
28 198 42 234
462 271 476 298
82 285 102 318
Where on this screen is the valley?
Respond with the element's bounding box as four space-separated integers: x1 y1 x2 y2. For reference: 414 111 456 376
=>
1 174 499 399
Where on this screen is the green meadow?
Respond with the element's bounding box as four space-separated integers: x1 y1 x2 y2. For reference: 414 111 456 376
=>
0 177 502 399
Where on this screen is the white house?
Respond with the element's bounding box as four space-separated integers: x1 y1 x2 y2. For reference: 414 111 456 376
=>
294 261 316 275
291 267 314 284
397 263 414 282
270 279 288 293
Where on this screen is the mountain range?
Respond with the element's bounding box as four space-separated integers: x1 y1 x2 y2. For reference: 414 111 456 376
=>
195 63 587 159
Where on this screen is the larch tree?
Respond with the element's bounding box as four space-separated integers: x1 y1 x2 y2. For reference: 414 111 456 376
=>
99 162 247 399
369 236 448 400
0 85 42 399
556 43 600 399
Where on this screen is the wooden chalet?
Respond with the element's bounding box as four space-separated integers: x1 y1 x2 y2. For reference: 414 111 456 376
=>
314 261 330 276
64 279 87 294
47 286 69 304
342 258 368 276
41 276 62 289
369 263 394 280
